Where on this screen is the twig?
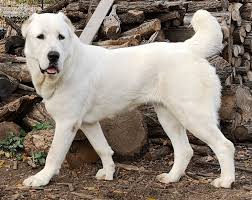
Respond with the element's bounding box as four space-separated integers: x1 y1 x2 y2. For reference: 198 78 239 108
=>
4 17 22 36
56 182 75 192
86 0 95 23
13 160 18 170
186 171 217 180
41 0 77 13
114 166 120 179
41 0 44 10
18 84 35 92
72 192 104 200
5 186 44 190
195 160 252 173
146 31 159 44
117 163 144 171
29 187 45 191
0 54 26 63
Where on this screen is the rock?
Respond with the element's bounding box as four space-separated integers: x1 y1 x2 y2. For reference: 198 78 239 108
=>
66 140 99 168
100 109 147 158
145 145 171 161
0 74 18 98
0 121 21 140
23 102 55 129
0 94 40 122
5 35 25 55
23 129 97 165
23 129 54 155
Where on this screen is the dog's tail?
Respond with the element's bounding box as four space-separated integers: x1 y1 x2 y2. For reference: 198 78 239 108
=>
185 10 223 58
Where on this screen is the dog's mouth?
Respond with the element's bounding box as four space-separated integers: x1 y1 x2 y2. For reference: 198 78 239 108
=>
41 65 60 75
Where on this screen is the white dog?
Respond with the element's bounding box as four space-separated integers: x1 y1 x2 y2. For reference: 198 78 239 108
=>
21 10 235 188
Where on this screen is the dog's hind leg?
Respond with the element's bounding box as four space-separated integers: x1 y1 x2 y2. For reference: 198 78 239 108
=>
155 105 193 183
168 103 235 188
81 122 115 180
186 118 235 188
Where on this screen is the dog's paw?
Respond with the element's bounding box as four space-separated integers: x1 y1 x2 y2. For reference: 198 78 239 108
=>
95 168 114 180
211 177 234 188
23 175 49 187
156 173 181 184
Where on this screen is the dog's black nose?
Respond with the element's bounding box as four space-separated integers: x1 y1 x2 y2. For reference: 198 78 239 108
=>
48 51 60 62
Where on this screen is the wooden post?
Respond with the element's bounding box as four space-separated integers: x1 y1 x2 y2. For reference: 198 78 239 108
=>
79 0 115 44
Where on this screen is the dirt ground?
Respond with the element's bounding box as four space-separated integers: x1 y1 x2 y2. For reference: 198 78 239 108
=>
0 144 252 200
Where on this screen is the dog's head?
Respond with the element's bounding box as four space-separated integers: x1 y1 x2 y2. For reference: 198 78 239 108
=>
22 12 75 77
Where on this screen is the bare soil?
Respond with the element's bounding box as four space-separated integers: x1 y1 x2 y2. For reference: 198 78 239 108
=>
0 144 252 200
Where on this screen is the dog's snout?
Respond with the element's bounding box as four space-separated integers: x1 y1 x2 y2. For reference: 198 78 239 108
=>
48 51 60 62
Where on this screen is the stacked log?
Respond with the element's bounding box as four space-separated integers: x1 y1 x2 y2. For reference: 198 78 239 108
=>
221 0 252 142
1 0 252 165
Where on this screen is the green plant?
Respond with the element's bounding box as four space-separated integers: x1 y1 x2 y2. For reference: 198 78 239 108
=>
32 151 47 165
0 130 26 153
0 127 48 165
32 122 53 131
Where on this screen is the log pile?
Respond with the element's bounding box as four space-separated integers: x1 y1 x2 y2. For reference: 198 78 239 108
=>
0 0 252 165
221 0 252 143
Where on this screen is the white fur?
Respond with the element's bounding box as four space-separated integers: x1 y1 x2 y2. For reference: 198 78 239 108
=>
22 10 235 188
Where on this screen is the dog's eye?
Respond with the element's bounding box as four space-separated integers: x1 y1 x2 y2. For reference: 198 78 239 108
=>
37 34 45 40
58 34 65 40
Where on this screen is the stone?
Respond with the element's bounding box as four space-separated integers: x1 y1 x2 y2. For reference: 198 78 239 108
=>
23 129 98 166
0 121 21 140
23 102 55 129
66 140 99 168
23 129 54 155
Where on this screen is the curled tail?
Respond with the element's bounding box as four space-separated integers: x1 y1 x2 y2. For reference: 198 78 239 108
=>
185 10 223 58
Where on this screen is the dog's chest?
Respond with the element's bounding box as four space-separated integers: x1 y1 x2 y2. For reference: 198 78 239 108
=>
44 99 71 120
83 99 140 123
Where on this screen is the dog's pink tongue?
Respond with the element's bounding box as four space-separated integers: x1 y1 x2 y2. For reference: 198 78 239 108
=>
46 67 57 74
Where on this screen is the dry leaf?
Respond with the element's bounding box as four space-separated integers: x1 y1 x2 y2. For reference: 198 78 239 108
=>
0 160 5 167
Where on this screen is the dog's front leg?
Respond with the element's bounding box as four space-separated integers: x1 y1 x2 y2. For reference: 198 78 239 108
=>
23 120 77 187
81 122 115 180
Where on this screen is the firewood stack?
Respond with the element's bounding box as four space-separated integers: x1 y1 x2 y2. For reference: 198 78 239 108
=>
0 0 252 164
219 0 252 143
62 0 190 47
228 1 252 83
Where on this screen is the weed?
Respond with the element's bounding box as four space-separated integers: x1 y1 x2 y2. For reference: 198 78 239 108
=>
32 122 54 131
0 123 52 166
0 130 26 153
32 151 47 165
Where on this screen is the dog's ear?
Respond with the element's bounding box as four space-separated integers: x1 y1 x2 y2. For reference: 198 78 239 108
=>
58 12 75 33
22 13 38 38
